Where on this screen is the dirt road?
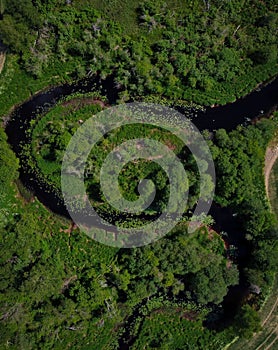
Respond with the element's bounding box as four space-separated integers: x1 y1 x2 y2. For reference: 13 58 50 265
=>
264 144 278 198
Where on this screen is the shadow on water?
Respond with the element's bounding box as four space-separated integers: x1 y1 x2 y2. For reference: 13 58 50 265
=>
205 204 253 331
209 203 251 264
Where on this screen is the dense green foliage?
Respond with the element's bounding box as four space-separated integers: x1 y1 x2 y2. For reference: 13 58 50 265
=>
0 121 238 349
0 128 19 227
31 97 103 187
0 0 277 108
116 226 238 305
233 305 262 339
209 120 278 293
1 112 277 349
0 128 19 196
28 96 214 226
131 310 234 349
0 0 277 349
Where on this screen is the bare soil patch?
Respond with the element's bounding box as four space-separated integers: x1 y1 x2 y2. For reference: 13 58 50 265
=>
0 43 6 73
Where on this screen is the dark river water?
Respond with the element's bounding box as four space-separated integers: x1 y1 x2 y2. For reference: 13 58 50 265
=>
190 77 278 130
5 75 278 218
4 74 278 347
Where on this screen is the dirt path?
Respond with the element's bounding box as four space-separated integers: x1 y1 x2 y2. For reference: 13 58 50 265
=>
255 328 278 350
254 304 278 350
262 296 278 327
264 335 278 350
264 144 278 198
0 51 6 73
0 42 6 73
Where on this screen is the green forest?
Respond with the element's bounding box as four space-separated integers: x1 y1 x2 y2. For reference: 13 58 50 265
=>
0 0 277 349
0 0 277 113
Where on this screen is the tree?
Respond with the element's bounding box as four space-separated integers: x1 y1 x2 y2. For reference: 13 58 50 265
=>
0 0 5 18
234 305 261 338
0 128 19 194
189 262 238 305
4 0 42 28
0 15 31 53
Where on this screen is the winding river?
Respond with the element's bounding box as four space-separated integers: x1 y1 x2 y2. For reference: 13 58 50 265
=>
5 75 278 219
4 74 278 348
